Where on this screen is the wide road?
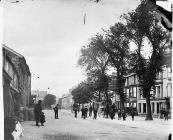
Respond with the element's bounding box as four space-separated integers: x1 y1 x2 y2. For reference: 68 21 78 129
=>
21 109 171 140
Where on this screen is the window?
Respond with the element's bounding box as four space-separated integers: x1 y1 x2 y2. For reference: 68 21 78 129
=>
157 103 160 114
127 77 129 86
133 102 137 107
126 88 129 97
157 86 160 98
133 87 137 97
129 76 134 85
139 88 143 99
130 87 133 97
4 60 9 72
139 103 141 113
155 86 160 98
152 103 155 113
143 103 146 113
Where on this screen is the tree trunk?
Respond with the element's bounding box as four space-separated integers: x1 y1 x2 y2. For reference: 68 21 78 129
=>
145 90 153 120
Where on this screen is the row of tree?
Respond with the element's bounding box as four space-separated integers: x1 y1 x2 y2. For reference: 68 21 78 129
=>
71 0 171 120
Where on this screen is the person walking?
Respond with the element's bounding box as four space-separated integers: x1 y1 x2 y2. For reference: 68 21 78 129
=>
110 103 116 120
81 106 85 119
89 105 93 117
93 107 98 120
84 106 88 118
165 109 169 121
73 103 78 118
34 100 42 126
53 104 59 119
118 109 121 120
131 109 135 121
122 110 127 121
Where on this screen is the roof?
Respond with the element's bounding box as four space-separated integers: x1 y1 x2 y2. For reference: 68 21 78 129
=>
124 73 136 78
62 94 72 99
3 44 31 75
3 44 23 58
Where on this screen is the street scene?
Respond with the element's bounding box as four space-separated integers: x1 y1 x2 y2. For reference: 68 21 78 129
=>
20 109 171 140
2 0 172 140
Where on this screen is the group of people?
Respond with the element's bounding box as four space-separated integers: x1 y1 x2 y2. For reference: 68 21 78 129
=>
117 109 136 121
33 101 60 126
72 103 99 120
33 100 46 126
160 108 170 120
72 102 137 121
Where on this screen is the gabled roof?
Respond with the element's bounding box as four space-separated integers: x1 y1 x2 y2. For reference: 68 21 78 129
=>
3 44 31 75
3 44 23 58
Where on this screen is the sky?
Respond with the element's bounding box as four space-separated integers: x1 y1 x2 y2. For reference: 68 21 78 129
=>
2 0 140 97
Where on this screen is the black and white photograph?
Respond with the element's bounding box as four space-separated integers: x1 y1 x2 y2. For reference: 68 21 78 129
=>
1 0 172 140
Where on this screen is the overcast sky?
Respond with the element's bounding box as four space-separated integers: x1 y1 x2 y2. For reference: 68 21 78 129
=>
3 0 140 97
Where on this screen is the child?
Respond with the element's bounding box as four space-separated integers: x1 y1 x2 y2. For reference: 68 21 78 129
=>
40 112 46 126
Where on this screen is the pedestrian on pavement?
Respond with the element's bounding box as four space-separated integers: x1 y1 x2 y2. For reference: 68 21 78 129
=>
105 104 109 118
34 100 42 126
122 110 127 121
93 107 98 120
131 109 135 121
73 103 78 118
81 106 85 119
84 106 88 118
53 104 59 119
89 105 93 117
110 103 116 120
165 109 169 121
40 112 46 126
118 109 121 120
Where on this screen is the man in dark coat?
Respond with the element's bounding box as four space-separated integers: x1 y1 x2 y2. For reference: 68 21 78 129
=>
122 110 127 121
93 107 98 120
73 103 78 118
110 103 116 120
131 109 135 121
34 100 42 126
89 105 93 117
84 106 88 118
81 106 85 119
118 110 121 120
54 104 59 119
165 109 169 121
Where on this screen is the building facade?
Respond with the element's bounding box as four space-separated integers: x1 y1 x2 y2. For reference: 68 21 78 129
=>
3 45 31 120
60 94 74 109
124 73 138 109
124 65 172 117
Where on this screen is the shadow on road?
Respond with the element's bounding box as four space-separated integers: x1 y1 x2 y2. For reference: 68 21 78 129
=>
43 133 86 140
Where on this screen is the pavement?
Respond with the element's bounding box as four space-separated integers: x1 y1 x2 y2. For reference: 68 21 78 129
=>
20 109 172 140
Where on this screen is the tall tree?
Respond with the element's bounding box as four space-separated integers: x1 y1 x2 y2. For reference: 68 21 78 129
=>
78 36 111 103
42 94 56 109
96 23 130 110
123 0 170 120
71 81 94 104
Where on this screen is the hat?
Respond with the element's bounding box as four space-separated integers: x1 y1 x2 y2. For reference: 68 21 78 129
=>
38 100 42 103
